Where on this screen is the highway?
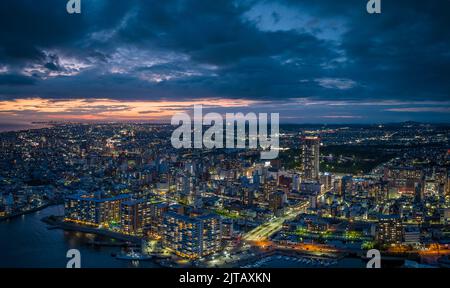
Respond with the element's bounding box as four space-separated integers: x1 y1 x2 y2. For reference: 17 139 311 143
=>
243 201 309 241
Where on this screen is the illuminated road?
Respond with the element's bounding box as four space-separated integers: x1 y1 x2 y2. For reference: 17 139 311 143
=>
276 243 342 254
418 250 450 256
243 201 309 241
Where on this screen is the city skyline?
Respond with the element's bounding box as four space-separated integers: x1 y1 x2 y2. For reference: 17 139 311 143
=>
0 0 449 271
1 0 450 126
1 122 449 268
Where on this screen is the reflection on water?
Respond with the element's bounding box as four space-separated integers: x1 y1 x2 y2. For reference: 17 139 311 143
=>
0 205 157 268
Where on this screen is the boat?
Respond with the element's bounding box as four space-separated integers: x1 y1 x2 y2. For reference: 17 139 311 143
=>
115 249 153 261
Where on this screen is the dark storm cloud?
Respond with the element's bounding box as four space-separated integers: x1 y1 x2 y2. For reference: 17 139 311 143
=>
338 0 450 101
0 0 449 122
0 74 36 86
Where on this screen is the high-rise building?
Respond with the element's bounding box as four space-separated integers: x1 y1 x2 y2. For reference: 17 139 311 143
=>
269 190 287 216
148 203 169 239
163 212 222 259
300 181 322 195
320 172 332 191
64 193 130 227
177 174 192 204
292 174 301 191
341 175 353 199
377 215 403 245
221 219 235 239
414 182 423 203
193 186 204 210
403 225 420 244
301 136 320 181
240 185 254 207
120 199 152 236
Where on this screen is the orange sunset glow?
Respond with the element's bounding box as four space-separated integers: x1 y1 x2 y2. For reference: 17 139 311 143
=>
0 98 260 122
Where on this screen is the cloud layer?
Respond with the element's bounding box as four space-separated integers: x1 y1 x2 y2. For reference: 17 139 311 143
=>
0 0 449 123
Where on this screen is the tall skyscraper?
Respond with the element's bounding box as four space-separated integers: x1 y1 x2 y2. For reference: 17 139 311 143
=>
301 136 320 181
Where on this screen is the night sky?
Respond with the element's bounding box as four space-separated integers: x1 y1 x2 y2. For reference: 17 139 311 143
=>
0 0 449 124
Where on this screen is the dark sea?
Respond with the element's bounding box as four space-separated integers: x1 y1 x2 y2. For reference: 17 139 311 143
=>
0 205 158 268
